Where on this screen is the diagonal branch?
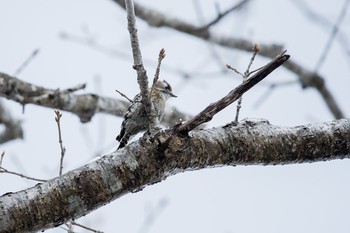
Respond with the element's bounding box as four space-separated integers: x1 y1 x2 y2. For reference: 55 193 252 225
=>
199 0 252 30
0 118 349 232
314 0 349 71
176 51 290 134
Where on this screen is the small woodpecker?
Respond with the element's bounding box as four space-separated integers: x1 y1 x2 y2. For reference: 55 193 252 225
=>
116 80 177 149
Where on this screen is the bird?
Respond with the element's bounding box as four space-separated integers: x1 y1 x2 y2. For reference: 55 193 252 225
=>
116 80 177 149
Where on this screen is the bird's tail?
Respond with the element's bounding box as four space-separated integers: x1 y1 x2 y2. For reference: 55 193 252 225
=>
116 133 129 149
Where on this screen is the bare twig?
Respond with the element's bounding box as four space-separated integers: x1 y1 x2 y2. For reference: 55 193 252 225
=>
292 0 350 55
314 0 349 71
125 0 153 123
70 221 103 233
54 111 98 232
137 198 169 233
13 48 39 76
244 44 260 76
0 152 4 167
253 80 298 108
200 0 251 29
176 51 290 134
115 89 133 103
54 110 66 176
150 48 166 97
0 161 47 183
226 64 243 76
193 0 228 70
234 43 260 122
60 31 193 79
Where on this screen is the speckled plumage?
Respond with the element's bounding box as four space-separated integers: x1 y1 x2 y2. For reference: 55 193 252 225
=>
116 80 176 149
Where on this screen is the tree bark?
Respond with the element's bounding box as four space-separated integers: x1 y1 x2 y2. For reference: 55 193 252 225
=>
0 118 349 232
0 72 189 127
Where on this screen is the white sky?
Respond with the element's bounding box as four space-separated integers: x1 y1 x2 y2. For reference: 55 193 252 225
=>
0 0 350 233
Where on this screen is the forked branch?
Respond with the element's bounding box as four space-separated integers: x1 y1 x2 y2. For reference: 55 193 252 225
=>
175 51 290 134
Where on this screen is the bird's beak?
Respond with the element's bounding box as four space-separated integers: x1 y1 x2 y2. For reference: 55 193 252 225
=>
169 92 177 98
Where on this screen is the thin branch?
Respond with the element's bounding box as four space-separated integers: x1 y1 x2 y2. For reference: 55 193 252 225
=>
0 166 47 183
115 89 133 103
60 31 194 79
176 51 289 134
13 48 39 76
200 0 251 29
314 0 349 71
234 43 260 123
54 110 66 176
193 0 228 70
226 64 243 76
125 0 153 122
70 221 103 233
0 152 4 167
150 48 166 97
244 44 260 76
54 111 99 232
292 0 350 57
253 80 298 108
137 198 169 233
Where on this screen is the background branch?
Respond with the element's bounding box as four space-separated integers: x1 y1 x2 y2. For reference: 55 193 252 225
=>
0 72 189 128
314 0 349 71
199 0 251 30
112 0 344 119
0 100 23 144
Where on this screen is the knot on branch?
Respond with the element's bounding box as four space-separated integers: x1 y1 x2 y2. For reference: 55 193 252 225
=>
132 64 143 70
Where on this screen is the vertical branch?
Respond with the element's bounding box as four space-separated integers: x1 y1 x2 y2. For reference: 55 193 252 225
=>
150 48 166 97
234 43 260 122
54 110 66 176
125 0 153 118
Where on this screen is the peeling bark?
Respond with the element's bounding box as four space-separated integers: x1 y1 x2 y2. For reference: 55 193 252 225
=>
0 118 349 232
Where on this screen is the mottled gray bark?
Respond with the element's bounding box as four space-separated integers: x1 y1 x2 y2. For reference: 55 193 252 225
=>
0 101 23 144
1 118 349 233
0 72 189 127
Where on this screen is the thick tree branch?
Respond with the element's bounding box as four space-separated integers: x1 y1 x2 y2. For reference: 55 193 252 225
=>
112 0 344 119
0 72 188 127
0 118 349 232
176 51 290 134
